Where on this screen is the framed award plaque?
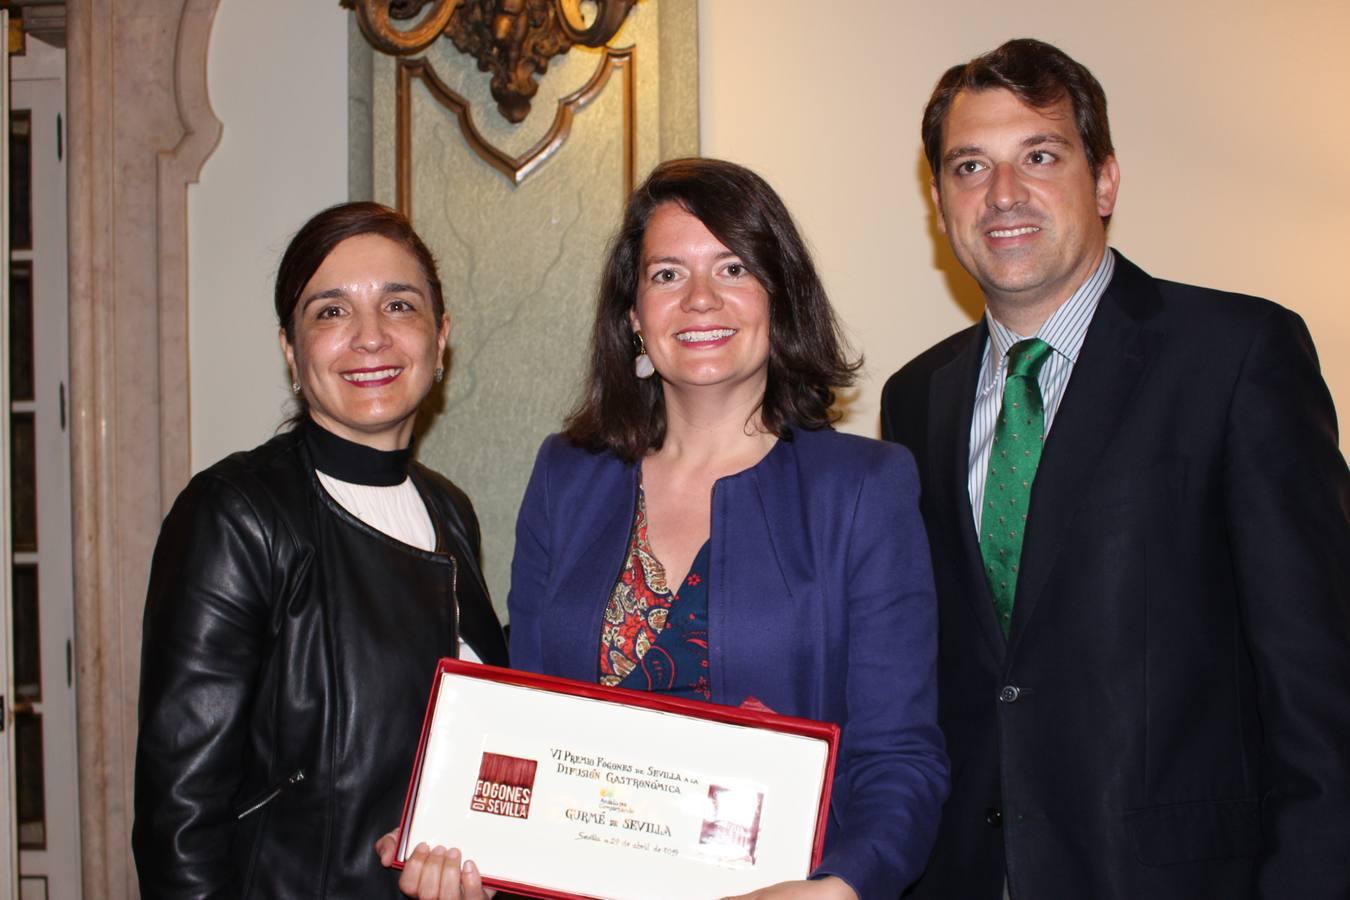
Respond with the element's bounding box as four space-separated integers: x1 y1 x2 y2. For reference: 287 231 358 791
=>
395 659 840 899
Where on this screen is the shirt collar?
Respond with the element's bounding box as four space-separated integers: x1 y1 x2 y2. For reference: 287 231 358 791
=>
980 248 1116 387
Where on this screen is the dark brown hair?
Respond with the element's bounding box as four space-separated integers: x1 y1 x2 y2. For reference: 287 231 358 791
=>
564 158 859 462
274 201 444 424
274 201 445 342
922 38 1114 184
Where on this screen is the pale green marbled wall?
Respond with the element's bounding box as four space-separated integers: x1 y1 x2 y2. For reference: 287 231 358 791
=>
355 2 698 619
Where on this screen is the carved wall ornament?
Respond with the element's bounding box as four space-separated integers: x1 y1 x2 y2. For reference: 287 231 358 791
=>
345 0 636 123
396 45 634 204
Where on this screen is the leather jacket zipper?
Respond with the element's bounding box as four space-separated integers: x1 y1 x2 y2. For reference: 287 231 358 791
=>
235 768 306 820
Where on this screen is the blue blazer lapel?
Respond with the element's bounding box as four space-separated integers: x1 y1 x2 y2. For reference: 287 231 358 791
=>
1009 257 1163 649
929 323 1008 664
550 460 638 683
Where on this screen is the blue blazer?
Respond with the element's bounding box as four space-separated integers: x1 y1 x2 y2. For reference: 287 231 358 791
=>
508 427 950 897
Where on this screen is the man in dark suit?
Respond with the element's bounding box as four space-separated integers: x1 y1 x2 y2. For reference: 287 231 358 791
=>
882 38 1350 899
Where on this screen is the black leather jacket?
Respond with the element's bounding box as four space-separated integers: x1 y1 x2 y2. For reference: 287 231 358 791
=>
133 428 507 899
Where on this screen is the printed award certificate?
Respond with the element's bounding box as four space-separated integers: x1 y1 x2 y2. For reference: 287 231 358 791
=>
395 659 839 900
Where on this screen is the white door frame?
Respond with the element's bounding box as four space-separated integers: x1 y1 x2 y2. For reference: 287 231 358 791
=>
5 28 81 900
1 11 20 896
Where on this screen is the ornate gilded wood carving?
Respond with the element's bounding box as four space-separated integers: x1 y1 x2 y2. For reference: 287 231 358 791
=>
346 0 635 123
396 46 635 208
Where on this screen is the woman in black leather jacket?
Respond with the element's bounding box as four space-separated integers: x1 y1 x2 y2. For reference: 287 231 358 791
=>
132 203 507 899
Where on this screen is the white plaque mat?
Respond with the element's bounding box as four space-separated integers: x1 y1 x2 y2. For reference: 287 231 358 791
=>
401 672 832 899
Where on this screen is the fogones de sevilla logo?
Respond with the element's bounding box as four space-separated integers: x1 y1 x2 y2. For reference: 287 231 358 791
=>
470 752 537 819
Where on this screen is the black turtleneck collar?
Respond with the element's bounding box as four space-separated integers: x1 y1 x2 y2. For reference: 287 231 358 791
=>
301 417 413 487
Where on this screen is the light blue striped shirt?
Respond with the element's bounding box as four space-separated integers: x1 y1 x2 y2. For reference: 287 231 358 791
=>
969 250 1116 534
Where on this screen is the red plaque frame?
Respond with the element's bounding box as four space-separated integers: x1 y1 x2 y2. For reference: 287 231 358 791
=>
395 659 840 900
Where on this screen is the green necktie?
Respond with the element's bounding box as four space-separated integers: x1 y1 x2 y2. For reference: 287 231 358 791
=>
980 338 1054 638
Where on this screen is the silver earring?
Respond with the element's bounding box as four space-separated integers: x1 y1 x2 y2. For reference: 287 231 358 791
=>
291 382 301 395
433 367 444 383
634 332 655 379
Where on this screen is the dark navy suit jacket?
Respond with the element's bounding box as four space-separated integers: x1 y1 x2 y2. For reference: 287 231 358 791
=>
883 252 1350 899
507 427 950 897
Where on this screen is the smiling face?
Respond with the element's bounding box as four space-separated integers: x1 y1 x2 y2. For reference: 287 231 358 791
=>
281 233 449 450
629 203 772 405
933 88 1120 330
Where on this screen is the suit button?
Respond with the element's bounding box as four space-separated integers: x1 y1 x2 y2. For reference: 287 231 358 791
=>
985 807 1002 827
998 685 1021 703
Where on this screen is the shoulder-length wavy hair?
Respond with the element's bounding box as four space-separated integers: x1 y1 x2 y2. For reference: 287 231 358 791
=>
564 157 860 462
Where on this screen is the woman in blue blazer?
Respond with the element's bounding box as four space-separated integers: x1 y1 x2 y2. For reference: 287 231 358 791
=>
397 159 948 899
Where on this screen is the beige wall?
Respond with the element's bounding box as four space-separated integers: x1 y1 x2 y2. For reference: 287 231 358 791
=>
188 2 1350 463
188 0 348 470
699 0 1350 446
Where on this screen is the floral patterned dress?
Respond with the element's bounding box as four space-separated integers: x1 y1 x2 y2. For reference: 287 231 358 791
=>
598 488 711 700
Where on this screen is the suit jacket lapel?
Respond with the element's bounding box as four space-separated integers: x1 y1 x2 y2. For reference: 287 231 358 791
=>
929 322 1008 665
1008 255 1162 650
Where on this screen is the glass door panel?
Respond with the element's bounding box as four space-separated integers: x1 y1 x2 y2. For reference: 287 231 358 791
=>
7 110 29 251
8 262 31 401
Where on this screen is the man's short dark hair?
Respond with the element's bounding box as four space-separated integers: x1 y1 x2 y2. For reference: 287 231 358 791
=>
922 38 1114 184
